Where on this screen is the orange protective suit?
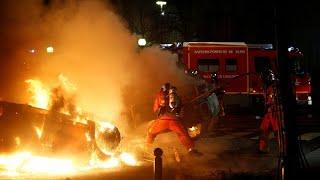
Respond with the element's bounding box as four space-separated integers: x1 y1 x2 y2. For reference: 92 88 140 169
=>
146 91 194 150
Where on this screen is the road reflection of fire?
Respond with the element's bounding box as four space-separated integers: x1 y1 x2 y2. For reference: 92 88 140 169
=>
0 152 74 176
0 76 138 177
0 151 137 176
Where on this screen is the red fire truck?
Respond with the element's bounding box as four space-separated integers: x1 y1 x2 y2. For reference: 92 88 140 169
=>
178 42 311 108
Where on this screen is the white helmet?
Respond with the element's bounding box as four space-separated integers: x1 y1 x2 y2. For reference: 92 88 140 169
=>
169 86 177 94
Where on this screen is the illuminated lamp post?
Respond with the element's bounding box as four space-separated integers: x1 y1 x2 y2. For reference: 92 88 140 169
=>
156 1 167 43
138 38 147 47
46 46 54 54
156 1 167 15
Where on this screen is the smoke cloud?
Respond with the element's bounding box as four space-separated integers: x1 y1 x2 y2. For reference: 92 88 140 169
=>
0 0 192 132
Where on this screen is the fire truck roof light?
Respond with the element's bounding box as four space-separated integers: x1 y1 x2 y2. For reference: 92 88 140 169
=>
247 44 273 49
183 42 246 47
160 43 173 47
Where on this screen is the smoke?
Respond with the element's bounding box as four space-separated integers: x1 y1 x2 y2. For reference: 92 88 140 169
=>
48 74 78 119
0 0 45 100
0 0 192 132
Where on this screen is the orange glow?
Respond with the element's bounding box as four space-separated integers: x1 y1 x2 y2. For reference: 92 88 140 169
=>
88 151 137 170
0 151 138 176
20 76 138 177
98 121 115 131
88 156 120 169
34 126 43 139
0 152 75 176
25 79 50 109
188 124 201 138
58 74 77 92
14 137 21 146
119 152 137 166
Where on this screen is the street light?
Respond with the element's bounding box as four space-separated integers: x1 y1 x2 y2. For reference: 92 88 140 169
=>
156 1 167 15
138 38 147 47
29 49 36 54
156 1 167 43
46 46 54 54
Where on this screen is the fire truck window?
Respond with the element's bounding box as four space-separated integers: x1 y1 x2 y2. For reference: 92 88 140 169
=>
198 59 219 72
254 57 271 73
225 59 237 72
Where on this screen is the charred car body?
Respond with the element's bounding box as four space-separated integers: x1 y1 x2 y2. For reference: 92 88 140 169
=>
0 101 121 164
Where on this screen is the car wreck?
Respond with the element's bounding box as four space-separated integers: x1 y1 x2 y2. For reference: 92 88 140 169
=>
0 101 121 165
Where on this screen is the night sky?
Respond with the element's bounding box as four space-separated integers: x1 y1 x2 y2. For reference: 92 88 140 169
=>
113 0 318 43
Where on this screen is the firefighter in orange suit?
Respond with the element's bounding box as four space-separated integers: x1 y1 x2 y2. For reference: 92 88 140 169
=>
146 83 202 155
259 82 279 153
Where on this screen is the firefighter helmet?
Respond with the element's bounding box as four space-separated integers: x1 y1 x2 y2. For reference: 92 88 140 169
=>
169 86 177 94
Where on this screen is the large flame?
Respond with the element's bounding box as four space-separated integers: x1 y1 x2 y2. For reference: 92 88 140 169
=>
19 76 138 177
119 152 137 166
25 76 88 124
25 79 50 109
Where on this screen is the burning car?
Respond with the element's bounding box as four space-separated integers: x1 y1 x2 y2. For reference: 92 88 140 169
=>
0 101 121 164
0 75 138 176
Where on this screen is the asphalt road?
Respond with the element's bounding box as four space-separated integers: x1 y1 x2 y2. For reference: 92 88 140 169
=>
1 112 319 180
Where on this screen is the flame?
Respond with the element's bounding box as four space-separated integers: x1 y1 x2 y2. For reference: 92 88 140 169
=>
20 156 75 174
85 132 92 142
189 126 197 131
25 79 50 109
99 121 115 131
19 76 139 177
0 152 75 176
25 76 88 124
88 156 120 169
58 74 77 92
73 107 89 124
14 137 21 146
119 152 137 166
0 151 138 176
188 124 201 138
88 151 137 170
34 126 43 139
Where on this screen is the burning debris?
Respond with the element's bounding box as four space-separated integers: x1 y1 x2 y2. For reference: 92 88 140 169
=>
25 79 49 110
0 75 138 177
